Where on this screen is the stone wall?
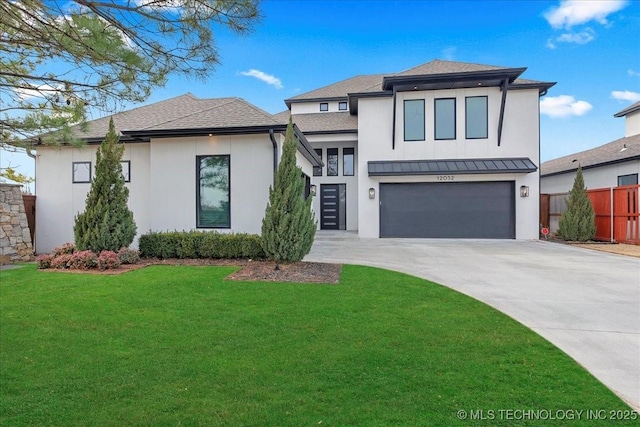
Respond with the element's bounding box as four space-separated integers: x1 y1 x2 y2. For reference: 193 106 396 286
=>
0 183 34 264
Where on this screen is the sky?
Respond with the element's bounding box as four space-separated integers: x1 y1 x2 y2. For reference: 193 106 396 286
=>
2 0 640 189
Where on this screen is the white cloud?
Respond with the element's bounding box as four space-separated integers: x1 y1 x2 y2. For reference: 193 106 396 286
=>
540 95 593 118
555 28 595 44
544 0 628 29
611 90 640 102
628 69 640 78
14 83 63 100
239 69 283 89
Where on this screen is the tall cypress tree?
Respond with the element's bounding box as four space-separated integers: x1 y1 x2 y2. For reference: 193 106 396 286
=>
261 118 317 265
558 165 596 241
74 118 137 251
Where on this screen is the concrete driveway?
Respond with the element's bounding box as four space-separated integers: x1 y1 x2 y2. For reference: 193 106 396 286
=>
305 232 640 410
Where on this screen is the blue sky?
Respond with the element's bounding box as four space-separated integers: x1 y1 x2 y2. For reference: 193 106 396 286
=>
3 0 640 186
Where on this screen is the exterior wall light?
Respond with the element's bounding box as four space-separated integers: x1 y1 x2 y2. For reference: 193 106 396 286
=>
310 185 316 197
520 185 529 198
369 187 375 199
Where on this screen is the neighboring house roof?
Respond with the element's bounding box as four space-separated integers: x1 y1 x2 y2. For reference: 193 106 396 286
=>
614 100 640 118
274 111 358 134
540 133 640 177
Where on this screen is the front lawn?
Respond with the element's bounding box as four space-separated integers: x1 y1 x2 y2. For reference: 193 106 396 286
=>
0 264 635 426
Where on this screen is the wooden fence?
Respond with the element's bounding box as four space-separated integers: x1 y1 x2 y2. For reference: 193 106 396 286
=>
541 184 640 244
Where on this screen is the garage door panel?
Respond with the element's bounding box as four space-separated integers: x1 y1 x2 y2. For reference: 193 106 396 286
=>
380 182 515 238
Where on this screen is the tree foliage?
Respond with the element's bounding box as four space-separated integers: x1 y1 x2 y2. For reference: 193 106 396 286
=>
558 165 596 242
0 0 260 149
261 119 317 264
74 118 137 252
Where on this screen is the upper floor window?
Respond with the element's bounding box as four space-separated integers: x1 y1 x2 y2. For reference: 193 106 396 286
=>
338 101 348 111
320 102 329 112
196 155 230 228
466 96 488 139
120 160 131 183
313 149 323 177
435 98 456 140
327 148 338 176
618 173 638 187
343 148 354 176
404 99 425 141
72 162 91 183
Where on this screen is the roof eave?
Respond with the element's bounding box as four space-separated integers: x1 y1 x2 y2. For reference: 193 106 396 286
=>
541 155 640 177
381 67 528 91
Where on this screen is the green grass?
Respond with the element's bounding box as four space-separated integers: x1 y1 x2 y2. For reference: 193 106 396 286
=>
0 264 636 426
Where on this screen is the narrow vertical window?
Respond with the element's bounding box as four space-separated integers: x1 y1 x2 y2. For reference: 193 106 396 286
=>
338 101 348 111
72 162 91 183
466 96 488 139
404 99 425 141
343 148 354 176
313 149 323 176
435 98 456 140
120 160 131 183
197 155 230 228
320 102 329 112
327 148 338 176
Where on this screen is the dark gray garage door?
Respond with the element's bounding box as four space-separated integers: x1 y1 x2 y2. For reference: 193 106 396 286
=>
380 182 515 238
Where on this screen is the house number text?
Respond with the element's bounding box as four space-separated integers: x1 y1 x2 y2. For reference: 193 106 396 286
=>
437 175 454 181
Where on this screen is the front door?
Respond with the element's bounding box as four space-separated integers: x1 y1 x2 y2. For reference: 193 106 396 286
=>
321 184 346 230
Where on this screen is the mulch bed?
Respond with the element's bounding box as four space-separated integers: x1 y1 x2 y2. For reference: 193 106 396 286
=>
39 258 343 284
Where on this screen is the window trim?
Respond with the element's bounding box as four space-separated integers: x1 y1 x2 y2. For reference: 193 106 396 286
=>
313 148 323 177
327 148 339 176
434 98 456 140
343 147 354 176
320 102 329 112
120 160 131 183
403 99 425 142
196 155 231 229
72 161 91 183
465 96 488 139
338 101 348 111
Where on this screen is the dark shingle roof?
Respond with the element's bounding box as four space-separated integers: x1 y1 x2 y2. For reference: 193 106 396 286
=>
284 74 387 105
540 134 640 177
274 111 358 134
614 101 640 118
62 93 278 141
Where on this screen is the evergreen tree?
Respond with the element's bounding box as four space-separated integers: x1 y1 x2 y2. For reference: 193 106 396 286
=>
558 165 596 241
74 118 136 251
261 118 317 265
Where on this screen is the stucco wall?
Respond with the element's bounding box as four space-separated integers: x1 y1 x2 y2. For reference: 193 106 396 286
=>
624 110 640 137
356 87 541 239
541 160 640 194
291 101 347 115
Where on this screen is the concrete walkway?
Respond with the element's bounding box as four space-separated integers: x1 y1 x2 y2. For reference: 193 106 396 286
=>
305 232 640 410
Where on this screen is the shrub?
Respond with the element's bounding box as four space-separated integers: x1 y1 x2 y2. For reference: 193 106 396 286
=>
36 254 53 269
558 165 596 242
68 250 98 270
118 247 140 265
138 231 265 259
52 243 75 257
97 250 121 270
50 254 73 269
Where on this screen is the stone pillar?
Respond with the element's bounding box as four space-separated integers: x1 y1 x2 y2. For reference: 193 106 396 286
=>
0 183 34 264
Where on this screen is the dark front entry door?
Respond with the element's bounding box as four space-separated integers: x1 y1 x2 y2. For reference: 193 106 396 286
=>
321 184 346 230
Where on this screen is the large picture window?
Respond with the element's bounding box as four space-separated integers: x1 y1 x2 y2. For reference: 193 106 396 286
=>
197 155 230 228
404 99 425 141
466 96 488 139
435 98 456 140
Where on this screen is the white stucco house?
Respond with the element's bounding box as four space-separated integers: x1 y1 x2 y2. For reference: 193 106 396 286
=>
34 59 555 253
540 101 640 194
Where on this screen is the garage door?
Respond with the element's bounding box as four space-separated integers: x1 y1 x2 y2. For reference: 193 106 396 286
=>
380 182 515 238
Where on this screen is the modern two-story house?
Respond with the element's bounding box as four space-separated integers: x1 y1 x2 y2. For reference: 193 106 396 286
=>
33 60 554 253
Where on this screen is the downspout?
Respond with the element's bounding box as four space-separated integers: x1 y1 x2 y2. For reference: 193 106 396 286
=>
497 78 509 147
269 129 278 185
392 86 397 150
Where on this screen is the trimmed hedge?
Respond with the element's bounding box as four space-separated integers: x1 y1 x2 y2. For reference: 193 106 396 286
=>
138 231 266 260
